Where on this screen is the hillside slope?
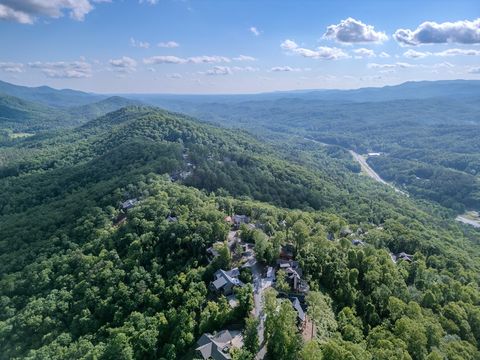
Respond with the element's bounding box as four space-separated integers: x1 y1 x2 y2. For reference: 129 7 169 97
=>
1 107 480 359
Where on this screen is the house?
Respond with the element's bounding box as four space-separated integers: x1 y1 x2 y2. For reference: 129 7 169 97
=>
290 297 307 329
352 239 365 246
391 252 413 263
277 260 309 293
121 198 138 211
195 330 243 360
233 215 249 228
368 152 381 157
210 268 244 295
207 243 222 262
166 215 178 222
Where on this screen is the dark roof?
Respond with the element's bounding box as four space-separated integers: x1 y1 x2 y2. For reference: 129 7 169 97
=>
291 297 306 322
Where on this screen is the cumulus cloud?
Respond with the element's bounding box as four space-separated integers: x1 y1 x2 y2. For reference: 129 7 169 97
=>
323 17 388 43
233 55 256 61
29 60 92 78
353 48 376 58
109 56 137 72
250 26 260 36
0 0 106 24
436 48 480 56
231 66 259 72
130 37 150 49
269 66 302 72
403 48 480 58
144 56 187 65
469 67 480 74
158 41 179 48
204 66 232 76
367 62 417 69
143 55 231 65
394 18 480 46
379 52 390 58
280 39 349 60
0 62 24 73
403 49 429 58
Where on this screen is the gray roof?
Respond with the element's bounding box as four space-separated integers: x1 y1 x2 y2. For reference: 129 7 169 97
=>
196 330 241 360
212 268 244 290
291 297 306 322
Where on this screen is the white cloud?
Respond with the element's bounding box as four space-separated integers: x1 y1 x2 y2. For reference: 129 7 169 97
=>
403 49 429 58
0 62 24 73
158 41 180 48
403 48 480 59
270 66 302 72
130 37 150 49
367 62 417 69
139 0 158 4
231 66 259 72
353 48 376 58
204 66 232 76
29 60 92 78
250 26 260 36
436 48 480 56
109 56 137 72
188 55 230 64
468 67 480 74
323 17 388 43
394 18 480 46
280 39 349 60
233 55 256 61
379 51 390 58
143 55 231 65
0 0 102 24
144 56 187 64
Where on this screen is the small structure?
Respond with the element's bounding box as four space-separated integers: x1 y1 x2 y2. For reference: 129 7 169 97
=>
352 239 365 246
340 227 353 237
391 252 413 263
166 215 178 223
207 243 223 262
195 330 243 360
368 152 382 157
210 268 244 295
121 198 138 211
277 259 309 293
291 297 307 329
232 214 250 229
266 266 276 281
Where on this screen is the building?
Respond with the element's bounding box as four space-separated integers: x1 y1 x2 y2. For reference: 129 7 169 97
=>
210 268 244 295
277 260 309 293
290 297 307 329
352 239 365 246
121 198 138 210
195 330 243 360
232 214 249 228
279 244 295 260
391 252 413 263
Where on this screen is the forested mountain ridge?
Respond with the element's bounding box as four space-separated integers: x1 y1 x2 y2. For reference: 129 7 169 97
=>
1 105 480 359
150 95 480 213
0 80 104 108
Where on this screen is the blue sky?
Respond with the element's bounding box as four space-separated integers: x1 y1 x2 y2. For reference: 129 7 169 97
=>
0 0 479 94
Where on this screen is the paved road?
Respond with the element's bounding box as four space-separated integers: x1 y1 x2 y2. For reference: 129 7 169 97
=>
251 260 270 359
304 137 407 196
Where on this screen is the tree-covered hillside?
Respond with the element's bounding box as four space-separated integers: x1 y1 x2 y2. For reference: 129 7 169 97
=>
1 106 480 359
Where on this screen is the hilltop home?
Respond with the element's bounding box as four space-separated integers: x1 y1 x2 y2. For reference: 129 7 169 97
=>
121 198 138 210
195 330 243 360
210 268 244 295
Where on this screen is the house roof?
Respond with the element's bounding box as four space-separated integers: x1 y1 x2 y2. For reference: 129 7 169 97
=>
291 297 306 322
212 268 244 290
195 330 242 360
